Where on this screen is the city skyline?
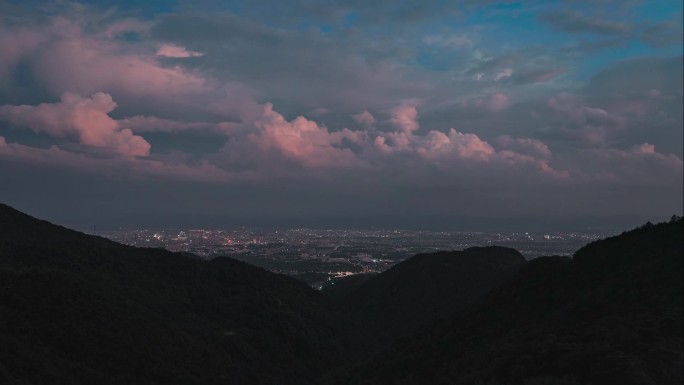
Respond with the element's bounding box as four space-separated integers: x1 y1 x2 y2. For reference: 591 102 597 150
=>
98 225 604 287
0 0 682 229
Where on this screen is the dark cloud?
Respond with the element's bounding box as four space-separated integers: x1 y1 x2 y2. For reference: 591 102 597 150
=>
556 36 630 54
640 20 684 48
216 0 471 26
151 12 429 116
540 10 632 35
151 12 278 44
587 56 683 97
511 67 567 84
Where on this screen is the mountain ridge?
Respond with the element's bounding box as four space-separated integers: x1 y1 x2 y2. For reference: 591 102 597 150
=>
341 218 683 385
0 203 361 385
327 246 527 346
0 203 681 384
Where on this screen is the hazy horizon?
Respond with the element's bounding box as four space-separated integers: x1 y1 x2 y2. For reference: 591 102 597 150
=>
6 201 666 234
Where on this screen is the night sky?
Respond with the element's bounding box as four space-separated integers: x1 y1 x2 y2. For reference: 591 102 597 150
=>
0 0 682 230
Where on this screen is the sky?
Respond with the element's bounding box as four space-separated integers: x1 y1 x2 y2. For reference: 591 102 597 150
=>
0 0 682 231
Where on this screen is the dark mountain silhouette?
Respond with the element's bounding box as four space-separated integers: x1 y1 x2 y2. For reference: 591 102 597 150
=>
0 203 360 385
340 219 683 385
325 246 526 345
1 203 681 385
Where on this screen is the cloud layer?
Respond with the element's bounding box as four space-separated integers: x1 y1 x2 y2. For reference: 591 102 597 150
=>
0 0 681 227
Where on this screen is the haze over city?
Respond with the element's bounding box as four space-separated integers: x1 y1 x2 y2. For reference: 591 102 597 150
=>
0 0 681 230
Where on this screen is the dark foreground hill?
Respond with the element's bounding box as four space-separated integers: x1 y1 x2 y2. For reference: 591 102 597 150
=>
325 246 526 345
0 204 360 385
0 203 681 385
340 219 683 385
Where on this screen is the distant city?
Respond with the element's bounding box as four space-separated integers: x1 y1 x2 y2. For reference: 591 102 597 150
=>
99 227 606 288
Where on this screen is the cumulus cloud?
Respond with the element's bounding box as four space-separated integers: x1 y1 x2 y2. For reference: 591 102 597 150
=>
446 129 496 160
208 102 567 179
0 15 211 105
389 103 419 133
399 126 565 177
248 103 363 167
496 136 552 159
407 128 495 161
0 93 151 156
494 136 567 177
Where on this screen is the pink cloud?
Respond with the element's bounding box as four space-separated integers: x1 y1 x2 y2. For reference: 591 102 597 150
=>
0 93 150 156
417 131 452 157
348 104 563 175
239 102 559 174
156 44 203 58
373 136 392 153
496 136 552 159
0 17 211 101
0 135 231 182
379 102 421 150
384 131 414 150
1 96 571 180
410 127 496 161
631 143 656 155
491 136 570 177
447 129 496 160
249 103 361 167
389 103 419 133
35 38 209 97
406 128 567 177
